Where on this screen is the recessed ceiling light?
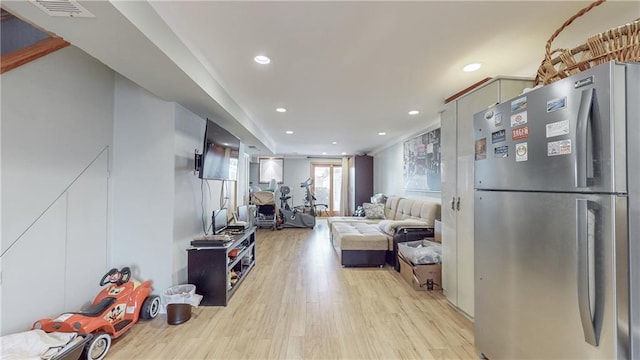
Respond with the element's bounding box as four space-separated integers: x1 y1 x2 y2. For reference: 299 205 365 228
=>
276 107 286 113
322 152 327 155
332 141 337 145
378 132 387 136
463 63 481 72
285 130 293 134
254 55 271 65
408 110 420 115
341 152 347 155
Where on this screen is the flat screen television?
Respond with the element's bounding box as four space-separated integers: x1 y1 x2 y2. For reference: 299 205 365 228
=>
197 119 240 181
212 208 228 234
237 205 255 228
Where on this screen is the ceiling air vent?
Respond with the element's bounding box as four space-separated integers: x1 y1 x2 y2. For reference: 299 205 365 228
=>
29 0 95 18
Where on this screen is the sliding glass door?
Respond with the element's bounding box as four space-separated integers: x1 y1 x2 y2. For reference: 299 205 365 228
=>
311 163 341 217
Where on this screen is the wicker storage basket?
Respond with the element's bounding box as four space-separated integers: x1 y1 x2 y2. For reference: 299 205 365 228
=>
536 0 640 85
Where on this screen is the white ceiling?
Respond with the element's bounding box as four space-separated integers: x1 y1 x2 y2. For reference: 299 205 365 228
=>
5 1 639 157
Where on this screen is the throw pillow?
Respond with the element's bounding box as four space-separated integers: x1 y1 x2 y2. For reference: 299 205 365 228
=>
363 202 385 219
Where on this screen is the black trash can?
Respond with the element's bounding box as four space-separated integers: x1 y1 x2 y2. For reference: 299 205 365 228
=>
166 303 192 325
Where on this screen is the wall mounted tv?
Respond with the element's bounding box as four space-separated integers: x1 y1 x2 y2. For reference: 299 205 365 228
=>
196 119 240 181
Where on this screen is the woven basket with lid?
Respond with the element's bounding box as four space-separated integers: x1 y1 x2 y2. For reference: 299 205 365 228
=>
536 0 640 85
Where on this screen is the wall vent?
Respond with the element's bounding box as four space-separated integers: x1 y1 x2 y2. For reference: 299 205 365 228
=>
29 0 95 18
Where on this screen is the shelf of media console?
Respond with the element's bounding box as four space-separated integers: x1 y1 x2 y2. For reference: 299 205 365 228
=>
227 242 254 268
228 260 255 297
187 226 256 306
225 237 255 302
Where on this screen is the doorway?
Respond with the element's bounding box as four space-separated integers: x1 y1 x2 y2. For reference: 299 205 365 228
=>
311 163 341 217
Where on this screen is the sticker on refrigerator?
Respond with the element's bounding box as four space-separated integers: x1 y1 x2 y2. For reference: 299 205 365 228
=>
510 111 527 127
546 97 567 112
494 112 503 127
574 76 594 89
491 129 506 144
512 126 529 140
475 138 487 160
484 110 494 120
548 139 572 156
494 145 508 158
515 142 528 162
511 97 527 112
546 120 570 138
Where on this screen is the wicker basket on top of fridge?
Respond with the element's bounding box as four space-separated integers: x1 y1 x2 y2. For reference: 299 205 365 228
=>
536 0 639 85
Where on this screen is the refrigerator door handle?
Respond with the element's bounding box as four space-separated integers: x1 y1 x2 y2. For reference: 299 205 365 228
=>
451 197 456 211
456 197 461 211
576 199 599 347
575 88 593 188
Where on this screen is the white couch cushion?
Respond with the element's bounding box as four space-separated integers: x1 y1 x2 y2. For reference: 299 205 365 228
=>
332 222 389 251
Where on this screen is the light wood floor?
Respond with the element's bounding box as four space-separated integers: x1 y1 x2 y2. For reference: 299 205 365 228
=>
108 220 475 359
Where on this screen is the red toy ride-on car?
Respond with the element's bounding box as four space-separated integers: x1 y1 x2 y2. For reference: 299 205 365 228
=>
32 267 160 360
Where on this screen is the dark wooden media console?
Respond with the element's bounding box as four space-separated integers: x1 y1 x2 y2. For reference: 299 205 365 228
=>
187 227 256 306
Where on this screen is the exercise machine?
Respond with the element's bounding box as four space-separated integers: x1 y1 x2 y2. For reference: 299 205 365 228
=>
277 181 316 229
296 178 329 217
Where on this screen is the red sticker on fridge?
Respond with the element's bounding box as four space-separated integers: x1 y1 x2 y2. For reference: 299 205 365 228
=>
512 126 529 140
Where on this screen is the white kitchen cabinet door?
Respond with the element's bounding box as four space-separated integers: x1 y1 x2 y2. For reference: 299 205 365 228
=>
441 77 533 319
440 101 458 305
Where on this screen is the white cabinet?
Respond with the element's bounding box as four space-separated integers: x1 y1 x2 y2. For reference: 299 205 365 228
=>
441 77 533 318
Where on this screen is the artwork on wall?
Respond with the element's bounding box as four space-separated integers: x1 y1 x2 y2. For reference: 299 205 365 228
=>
258 157 284 184
403 128 441 192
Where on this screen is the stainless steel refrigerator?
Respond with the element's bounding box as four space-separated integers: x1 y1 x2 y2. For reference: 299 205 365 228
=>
473 61 639 359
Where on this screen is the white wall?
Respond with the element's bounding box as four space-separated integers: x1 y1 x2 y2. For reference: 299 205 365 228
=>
236 145 250 207
112 82 236 294
1 46 113 334
249 162 259 188
173 105 205 285
282 158 312 207
112 74 175 296
173 105 234 285
373 143 405 197
2 47 113 254
1 45 250 333
249 157 315 207
373 124 441 202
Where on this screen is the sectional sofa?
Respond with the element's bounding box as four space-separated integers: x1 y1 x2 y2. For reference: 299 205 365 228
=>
327 196 441 267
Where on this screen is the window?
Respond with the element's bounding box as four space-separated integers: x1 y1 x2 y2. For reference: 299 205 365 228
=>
1 8 69 74
258 157 284 184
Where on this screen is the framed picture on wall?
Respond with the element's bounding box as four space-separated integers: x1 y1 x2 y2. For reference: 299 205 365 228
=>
403 128 441 192
258 157 284 184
